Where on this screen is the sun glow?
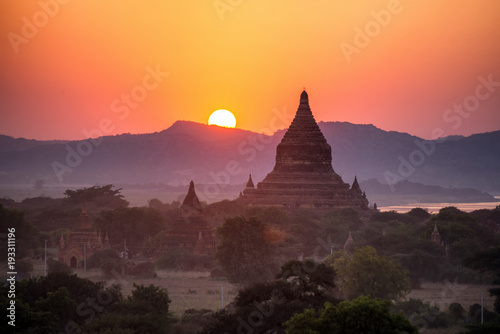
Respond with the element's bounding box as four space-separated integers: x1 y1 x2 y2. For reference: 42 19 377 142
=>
208 109 236 128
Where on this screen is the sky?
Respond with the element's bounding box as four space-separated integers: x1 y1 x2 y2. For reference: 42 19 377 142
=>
1 0 499 140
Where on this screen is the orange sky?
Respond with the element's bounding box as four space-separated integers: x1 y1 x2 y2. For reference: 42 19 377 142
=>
1 0 499 140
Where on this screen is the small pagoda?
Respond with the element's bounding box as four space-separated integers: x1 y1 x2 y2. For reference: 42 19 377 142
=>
155 181 217 257
58 202 110 268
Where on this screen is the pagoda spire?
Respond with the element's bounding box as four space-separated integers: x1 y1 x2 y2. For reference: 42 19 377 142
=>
246 174 255 189
59 235 65 249
78 201 92 229
344 231 354 253
181 181 202 212
81 200 88 215
431 223 442 245
351 176 362 195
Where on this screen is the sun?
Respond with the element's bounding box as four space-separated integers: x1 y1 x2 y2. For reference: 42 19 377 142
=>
208 109 236 128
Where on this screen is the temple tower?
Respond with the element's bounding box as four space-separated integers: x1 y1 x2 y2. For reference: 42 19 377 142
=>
240 90 370 211
155 181 216 257
431 223 442 245
58 202 108 268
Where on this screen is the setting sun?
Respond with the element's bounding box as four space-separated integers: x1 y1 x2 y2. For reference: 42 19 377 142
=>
208 109 236 128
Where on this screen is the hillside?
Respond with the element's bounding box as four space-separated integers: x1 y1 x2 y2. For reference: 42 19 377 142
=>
0 121 499 197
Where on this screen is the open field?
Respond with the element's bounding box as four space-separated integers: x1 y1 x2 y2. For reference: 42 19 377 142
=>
80 269 240 316
408 282 495 312
26 252 238 316
23 252 496 319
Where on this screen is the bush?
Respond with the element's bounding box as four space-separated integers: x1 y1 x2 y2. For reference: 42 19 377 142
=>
468 303 497 323
156 250 213 271
47 258 72 275
87 249 120 269
392 298 451 329
128 262 156 278
101 260 123 279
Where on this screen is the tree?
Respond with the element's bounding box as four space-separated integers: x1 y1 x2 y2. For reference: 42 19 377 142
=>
95 206 164 256
47 258 72 275
276 259 335 297
34 287 77 329
392 298 451 329
87 248 120 269
0 273 121 333
216 216 277 283
64 184 129 208
201 260 338 334
284 296 418 334
0 204 39 258
463 247 500 314
393 249 441 288
331 246 411 300
83 284 172 334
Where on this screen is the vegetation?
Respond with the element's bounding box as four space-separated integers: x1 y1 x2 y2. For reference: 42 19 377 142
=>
201 259 338 334
156 249 213 271
87 248 120 269
284 296 418 334
0 204 40 258
329 246 411 300
47 258 72 275
215 216 277 283
83 284 172 334
460 247 500 333
0 273 172 334
64 184 129 208
95 206 165 256
392 298 452 329
0 273 121 333
2 186 499 333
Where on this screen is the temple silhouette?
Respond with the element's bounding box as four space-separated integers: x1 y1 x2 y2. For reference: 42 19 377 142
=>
155 181 217 257
239 90 371 212
58 202 110 268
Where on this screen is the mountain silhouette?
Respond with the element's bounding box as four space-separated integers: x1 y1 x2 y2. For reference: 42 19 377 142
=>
0 121 499 197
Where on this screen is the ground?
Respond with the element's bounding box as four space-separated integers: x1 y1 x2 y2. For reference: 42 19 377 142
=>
3 249 495 334
23 249 495 318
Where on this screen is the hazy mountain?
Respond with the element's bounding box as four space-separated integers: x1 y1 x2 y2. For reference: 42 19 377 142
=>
0 121 499 198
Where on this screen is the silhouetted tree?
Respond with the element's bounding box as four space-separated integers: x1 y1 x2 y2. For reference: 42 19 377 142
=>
201 260 338 334
285 296 418 334
216 216 277 283
331 246 411 300
64 184 129 208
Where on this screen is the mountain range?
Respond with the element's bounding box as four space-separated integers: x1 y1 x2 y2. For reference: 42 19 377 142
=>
0 121 499 204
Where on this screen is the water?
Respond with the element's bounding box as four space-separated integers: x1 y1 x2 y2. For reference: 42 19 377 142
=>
379 197 500 213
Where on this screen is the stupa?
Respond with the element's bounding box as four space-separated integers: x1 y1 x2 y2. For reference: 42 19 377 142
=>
58 202 110 268
155 181 216 257
239 90 370 211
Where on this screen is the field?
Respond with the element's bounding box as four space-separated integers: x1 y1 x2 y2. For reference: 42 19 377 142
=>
28 250 239 316
80 269 240 316
28 250 496 319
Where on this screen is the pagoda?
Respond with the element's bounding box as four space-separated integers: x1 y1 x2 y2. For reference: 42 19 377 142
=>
58 202 110 268
155 181 217 257
239 90 370 211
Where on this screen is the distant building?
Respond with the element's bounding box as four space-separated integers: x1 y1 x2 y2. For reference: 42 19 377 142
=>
430 223 442 245
155 181 217 257
58 202 110 268
239 90 371 213
344 231 354 253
